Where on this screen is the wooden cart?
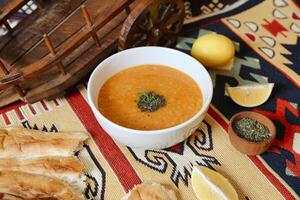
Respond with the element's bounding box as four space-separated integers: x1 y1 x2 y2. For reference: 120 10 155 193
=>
0 0 184 107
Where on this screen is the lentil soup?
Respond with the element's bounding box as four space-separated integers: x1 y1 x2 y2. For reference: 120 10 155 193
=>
98 65 203 130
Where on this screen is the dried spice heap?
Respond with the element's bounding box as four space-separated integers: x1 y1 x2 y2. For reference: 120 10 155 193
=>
137 91 166 112
233 117 271 142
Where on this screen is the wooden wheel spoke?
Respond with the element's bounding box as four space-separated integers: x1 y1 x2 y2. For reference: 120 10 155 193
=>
138 12 154 31
130 34 148 47
163 29 178 37
125 24 146 42
158 4 172 23
148 17 154 30
132 37 148 47
137 24 150 32
164 14 181 27
166 28 177 34
133 33 146 40
163 32 177 40
127 25 146 39
159 3 180 26
119 0 184 50
128 33 146 44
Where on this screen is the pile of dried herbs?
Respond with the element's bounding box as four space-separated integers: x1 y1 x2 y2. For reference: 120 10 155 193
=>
233 117 271 142
137 91 166 112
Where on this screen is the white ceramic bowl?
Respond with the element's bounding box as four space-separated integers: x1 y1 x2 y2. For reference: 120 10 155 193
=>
87 47 213 149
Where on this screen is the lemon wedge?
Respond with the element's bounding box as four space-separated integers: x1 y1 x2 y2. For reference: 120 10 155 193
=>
226 83 274 107
191 166 238 200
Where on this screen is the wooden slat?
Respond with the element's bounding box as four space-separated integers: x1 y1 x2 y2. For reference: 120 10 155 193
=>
0 0 86 67
43 34 66 75
19 0 133 78
0 58 24 97
25 26 121 103
0 59 9 75
14 85 25 97
81 5 101 47
0 2 127 90
0 89 20 108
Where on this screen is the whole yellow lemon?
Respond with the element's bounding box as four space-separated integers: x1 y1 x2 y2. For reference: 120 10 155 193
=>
191 33 235 68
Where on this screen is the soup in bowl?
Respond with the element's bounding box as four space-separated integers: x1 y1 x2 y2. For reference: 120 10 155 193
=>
88 47 213 149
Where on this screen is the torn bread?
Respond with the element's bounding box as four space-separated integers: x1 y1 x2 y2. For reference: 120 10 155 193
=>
0 193 57 200
0 171 83 200
0 194 26 200
0 193 56 200
122 183 177 200
0 156 85 191
0 128 88 158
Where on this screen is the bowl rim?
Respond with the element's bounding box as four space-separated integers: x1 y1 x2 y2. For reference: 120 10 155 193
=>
228 111 276 144
87 46 213 135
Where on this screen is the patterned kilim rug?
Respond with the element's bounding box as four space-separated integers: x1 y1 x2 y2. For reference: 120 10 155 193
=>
0 0 300 199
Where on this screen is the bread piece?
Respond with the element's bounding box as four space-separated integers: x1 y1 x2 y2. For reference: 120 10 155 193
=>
0 128 88 158
1 195 22 200
0 156 85 191
0 193 55 200
0 194 24 200
124 189 142 200
0 171 82 200
122 183 177 200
